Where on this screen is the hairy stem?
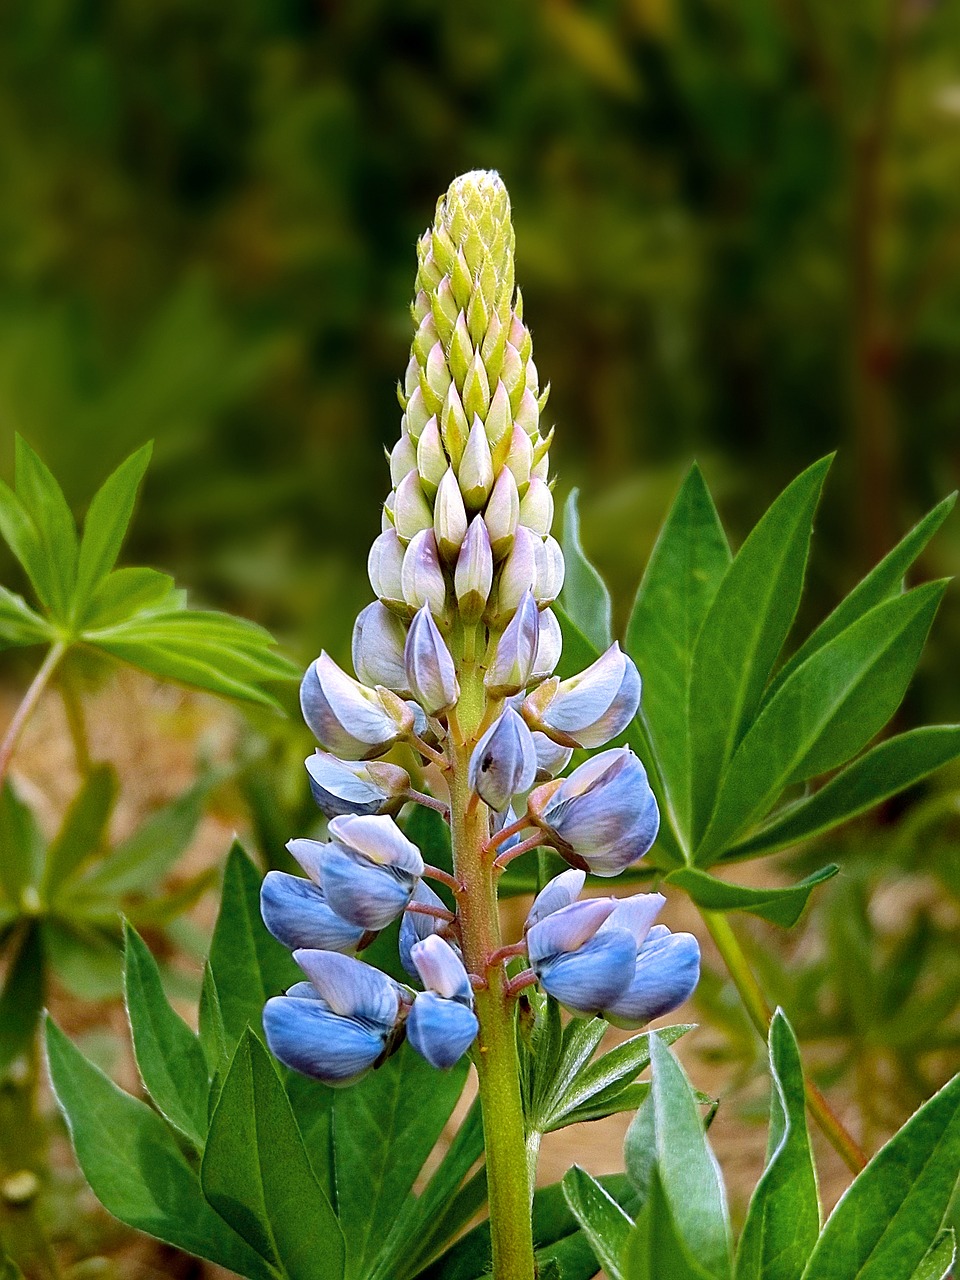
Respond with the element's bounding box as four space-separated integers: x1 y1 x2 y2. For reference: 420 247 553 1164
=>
701 908 868 1174
449 731 536 1280
0 642 67 787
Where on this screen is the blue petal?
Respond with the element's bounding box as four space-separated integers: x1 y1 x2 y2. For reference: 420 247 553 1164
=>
292 949 401 1026
406 992 478 1069
603 931 701 1029
260 871 366 953
305 754 388 818
322 844 416 929
399 881 456 979
263 995 387 1085
526 869 586 929
534 928 636 1016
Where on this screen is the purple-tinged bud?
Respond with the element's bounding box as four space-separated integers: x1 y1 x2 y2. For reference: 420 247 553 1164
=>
602 925 701 1030
523 643 641 749
485 590 540 698
406 938 478 1069
400 881 459 979
455 516 494 622
305 752 410 819
434 468 468 561
527 899 636 1016
441 383 469 467
483 467 520 560
405 385 430 440
424 341 451 409
497 526 540 616
316 814 425 929
416 418 448 498
531 452 550 483
527 747 659 877
352 601 409 692
412 312 439 366
525 869 586 930
532 731 573 780
468 706 538 811
389 433 417 487
394 471 433 542
519 477 554 536
405 605 460 715
485 380 512 452
504 425 533 490
463 350 491 420
260 871 367 953
459 416 494 509
533 535 565 605
531 608 562 681
514 387 540 436
368 529 405 607
301 654 414 760
401 529 447 616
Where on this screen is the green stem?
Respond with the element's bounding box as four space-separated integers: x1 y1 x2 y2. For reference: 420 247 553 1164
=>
0 642 67 787
60 676 91 774
449 735 536 1280
701 908 868 1175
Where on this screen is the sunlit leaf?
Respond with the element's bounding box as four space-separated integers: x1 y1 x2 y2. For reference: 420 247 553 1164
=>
666 866 838 927
74 442 153 605
13 435 78 618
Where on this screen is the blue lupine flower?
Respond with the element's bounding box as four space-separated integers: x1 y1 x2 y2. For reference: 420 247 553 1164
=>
524 868 586 929
263 950 406 1086
528 747 659 876
399 880 460 979
304 751 410 819
523 643 641 749
260 870 367 953
301 652 413 760
405 605 460 714
526 898 636 1016
351 600 410 694
485 590 539 697
406 936 478 1070
603 924 701 1029
468 706 538 811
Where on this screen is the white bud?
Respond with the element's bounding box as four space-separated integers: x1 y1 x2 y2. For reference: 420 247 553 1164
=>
405 385 430 439
532 607 563 680
416 417 448 497
424 341 451 407
394 471 433 542
484 380 512 451
401 529 447 617
458 416 494 510
368 529 405 605
514 387 540 436
534 535 565 605
352 602 410 693
504 425 533 490
390 433 417 487
455 516 494 622
498 526 540 616
519 476 554 536
405 606 460 715
484 467 520 560
434 468 469 561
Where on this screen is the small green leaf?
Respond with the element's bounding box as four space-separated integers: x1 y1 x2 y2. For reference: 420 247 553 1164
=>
74 442 153 606
801 1070 960 1280
736 1011 820 1280
43 764 118 896
0 1237 25 1279
0 781 44 903
208 842 299 1052
689 457 832 845
335 1043 469 1280
698 582 946 862
0 586 51 650
45 1019 273 1279
198 962 230 1086
765 492 957 703
648 1034 731 1278
556 1081 651 1129
560 488 613 653
627 464 732 845
0 926 45 1075
910 1231 955 1280
727 726 960 860
202 1031 344 1280
625 1171 716 1280
531 1016 609 1134
123 924 209 1149
562 1165 634 1280
666 866 839 927
78 566 179 630
14 436 78 619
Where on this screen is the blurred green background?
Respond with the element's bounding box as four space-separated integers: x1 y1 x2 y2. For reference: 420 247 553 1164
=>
0 0 958 705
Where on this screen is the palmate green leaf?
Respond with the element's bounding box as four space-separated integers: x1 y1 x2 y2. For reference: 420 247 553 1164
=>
208 842 299 1053
562 1165 634 1280
0 926 44 1075
123 924 209 1150
736 1011 820 1280
648 1034 731 1279
801 1071 960 1280
0 781 44 902
0 478 49 608
202 1030 344 1280
77 566 179 630
697 581 946 863
13 436 78 620
74 442 153 605
626 464 731 846
726 726 960 861
335 1043 469 1280
560 488 613 653
910 1230 955 1280
45 1019 273 1280
0 585 51 650
689 457 832 846
42 763 118 895
764 492 957 704
665 866 839 927
624 1171 716 1280
531 1014 608 1133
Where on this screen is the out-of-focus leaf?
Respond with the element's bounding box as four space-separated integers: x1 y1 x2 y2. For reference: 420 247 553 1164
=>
201 1030 344 1280
765 492 957 702
666 866 838 927
0 586 51 649
123 867 219 926
13 435 78 618
736 1011 819 1280
0 1238 25 1279
560 488 612 654
727 726 960 860
627 464 731 847
689 457 832 845
562 1165 634 1279
336 1043 469 1280
801 1071 960 1279
43 764 118 895
0 926 44 1075
698 582 946 861
0 479 49 608
77 567 179 630
44 921 124 1000
0 781 44 902
123 924 209 1149
74 442 153 604
45 1019 273 1279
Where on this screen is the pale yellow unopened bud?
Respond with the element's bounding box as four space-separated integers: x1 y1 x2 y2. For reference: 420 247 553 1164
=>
484 467 520 560
416 419 447 498
434 469 468 562
459 417 494 509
